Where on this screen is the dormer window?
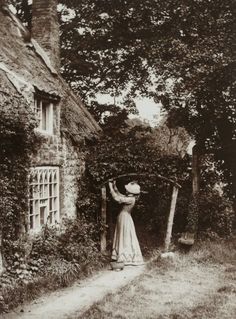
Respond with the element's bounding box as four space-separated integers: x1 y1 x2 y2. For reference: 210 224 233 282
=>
34 98 54 134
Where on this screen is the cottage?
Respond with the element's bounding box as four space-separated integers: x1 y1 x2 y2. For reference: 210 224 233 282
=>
0 0 101 235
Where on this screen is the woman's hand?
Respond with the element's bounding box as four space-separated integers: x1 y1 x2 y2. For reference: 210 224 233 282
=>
108 178 116 185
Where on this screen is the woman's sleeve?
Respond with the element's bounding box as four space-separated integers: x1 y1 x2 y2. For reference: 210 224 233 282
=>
113 181 125 197
109 182 134 204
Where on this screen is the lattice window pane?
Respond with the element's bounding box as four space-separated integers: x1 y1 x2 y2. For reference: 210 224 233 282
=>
29 167 60 231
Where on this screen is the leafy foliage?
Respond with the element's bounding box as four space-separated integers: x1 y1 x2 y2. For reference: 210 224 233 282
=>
198 191 234 238
59 218 101 264
0 218 105 313
29 218 103 270
79 119 235 241
57 0 235 147
87 121 189 183
78 120 191 244
12 0 236 208
0 93 41 241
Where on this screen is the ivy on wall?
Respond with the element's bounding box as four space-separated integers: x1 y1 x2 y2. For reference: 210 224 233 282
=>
0 93 41 250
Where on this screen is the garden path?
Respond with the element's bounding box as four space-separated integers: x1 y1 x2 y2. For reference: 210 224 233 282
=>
2 252 233 319
1 264 145 319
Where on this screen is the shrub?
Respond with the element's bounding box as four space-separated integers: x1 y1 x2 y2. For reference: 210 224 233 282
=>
28 218 103 269
30 226 61 261
198 191 234 238
59 218 102 266
0 217 106 313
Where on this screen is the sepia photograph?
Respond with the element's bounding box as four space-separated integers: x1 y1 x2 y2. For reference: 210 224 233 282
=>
0 0 235 318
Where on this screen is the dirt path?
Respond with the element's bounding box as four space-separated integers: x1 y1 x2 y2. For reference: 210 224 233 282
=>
1 265 145 319
1 254 233 319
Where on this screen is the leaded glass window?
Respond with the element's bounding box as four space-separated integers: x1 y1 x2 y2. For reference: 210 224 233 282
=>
29 167 60 230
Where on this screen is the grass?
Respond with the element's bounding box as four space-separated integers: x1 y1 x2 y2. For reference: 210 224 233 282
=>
0 257 108 314
188 237 236 264
75 238 236 319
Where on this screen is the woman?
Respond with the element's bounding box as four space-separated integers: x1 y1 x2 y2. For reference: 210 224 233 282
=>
109 180 144 266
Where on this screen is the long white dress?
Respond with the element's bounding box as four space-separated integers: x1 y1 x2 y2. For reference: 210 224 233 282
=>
109 182 144 265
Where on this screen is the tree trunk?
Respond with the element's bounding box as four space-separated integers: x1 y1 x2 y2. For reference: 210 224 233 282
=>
187 144 200 233
179 145 200 245
221 149 236 229
216 117 236 227
0 229 4 275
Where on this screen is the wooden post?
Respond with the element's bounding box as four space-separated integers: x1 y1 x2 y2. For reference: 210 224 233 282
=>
192 145 200 196
164 186 179 252
107 202 113 248
100 186 107 253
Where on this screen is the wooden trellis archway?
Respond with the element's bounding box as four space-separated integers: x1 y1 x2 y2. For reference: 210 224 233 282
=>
100 173 181 254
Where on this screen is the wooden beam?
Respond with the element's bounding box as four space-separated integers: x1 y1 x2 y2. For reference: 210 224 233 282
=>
164 186 179 252
100 186 107 253
101 173 181 189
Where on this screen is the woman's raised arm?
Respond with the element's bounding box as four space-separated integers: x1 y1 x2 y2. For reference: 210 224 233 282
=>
108 181 134 204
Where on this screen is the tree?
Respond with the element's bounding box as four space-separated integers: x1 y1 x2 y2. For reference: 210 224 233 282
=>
59 0 236 212
13 0 236 211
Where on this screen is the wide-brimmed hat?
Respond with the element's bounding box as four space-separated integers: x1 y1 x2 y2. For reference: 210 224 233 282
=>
125 182 141 195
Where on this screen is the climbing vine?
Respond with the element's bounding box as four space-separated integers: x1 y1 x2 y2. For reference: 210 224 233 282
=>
76 123 191 245
77 121 235 243
0 93 41 247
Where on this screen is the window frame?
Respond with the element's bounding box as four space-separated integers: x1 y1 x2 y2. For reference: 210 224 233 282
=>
34 98 54 135
29 166 60 232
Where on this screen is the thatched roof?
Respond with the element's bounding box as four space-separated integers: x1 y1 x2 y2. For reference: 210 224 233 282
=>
0 5 101 144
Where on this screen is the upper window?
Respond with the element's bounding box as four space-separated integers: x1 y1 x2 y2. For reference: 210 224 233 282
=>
34 98 54 134
29 166 60 231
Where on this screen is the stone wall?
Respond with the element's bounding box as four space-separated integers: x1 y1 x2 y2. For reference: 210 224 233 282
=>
31 131 85 220
60 139 85 219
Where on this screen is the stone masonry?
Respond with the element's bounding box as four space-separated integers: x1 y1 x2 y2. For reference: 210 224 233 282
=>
31 0 60 71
